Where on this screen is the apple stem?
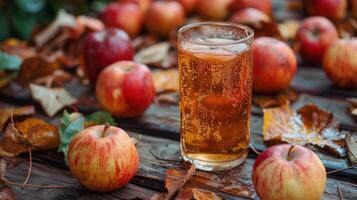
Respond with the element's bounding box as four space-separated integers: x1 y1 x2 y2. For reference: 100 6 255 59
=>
287 145 295 161
101 123 110 138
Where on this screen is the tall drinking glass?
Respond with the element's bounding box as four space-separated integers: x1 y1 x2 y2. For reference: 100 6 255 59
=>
177 22 254 171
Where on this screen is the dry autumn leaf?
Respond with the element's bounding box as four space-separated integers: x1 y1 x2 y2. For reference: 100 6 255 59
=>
0 39 36 60
34 10 77 47
176 188 221 200
30 84 77 117
134 42 170 65
0 105 35 131
263 103 346 157
151 162 196 200
153 69 179 93
253 89 298 108
0 118 60 157
278 19 300 40
34 69 73 87
347 98 357 122
345 134 357 165
16 56 59 86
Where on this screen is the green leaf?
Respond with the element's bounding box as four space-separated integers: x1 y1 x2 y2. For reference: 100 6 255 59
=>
86 111 117 126
0 52 22 71
58 110 85 165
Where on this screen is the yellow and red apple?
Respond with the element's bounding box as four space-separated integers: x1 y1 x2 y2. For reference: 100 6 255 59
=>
252 144 326 200
68 125 139 192
323 38 357 88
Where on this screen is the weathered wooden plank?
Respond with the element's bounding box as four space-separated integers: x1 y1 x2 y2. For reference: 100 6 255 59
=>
19 132 357 200
292 67 357 98
5 159 157 200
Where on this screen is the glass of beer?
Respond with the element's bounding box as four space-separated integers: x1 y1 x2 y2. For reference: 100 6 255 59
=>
177 22 254 171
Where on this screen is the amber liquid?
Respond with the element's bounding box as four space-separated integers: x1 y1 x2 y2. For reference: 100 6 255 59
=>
178 39 252 170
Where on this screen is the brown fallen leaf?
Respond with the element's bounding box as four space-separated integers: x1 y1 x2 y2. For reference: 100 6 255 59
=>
263 103 346 157
134 42 170 65
30 84 77 117
0 118 60 157
151 162 196 200
132 35 158 52
153 69 179 94
34 69 73 88
253 89 298 108
345 134 357 165
0 39 36 60
34 10 76 47
347 98 357 122
16 56 59 86
0 105 35 131
336 19 357 39
176 188 221 200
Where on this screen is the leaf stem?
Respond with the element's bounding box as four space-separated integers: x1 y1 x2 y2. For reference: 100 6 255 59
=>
22 146 32 188
287 145 295 161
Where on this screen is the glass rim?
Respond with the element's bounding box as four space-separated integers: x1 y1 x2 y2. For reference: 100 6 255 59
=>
177 22 254 46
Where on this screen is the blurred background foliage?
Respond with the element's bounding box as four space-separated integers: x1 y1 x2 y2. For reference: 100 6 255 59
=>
0 0 111 40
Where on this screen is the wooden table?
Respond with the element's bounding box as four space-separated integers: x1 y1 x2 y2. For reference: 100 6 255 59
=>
0 66 356 200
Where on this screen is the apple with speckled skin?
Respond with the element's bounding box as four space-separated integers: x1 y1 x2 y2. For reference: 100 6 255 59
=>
252 144 326 200
253 37 297 93
96 61 155 118
323 38 357 88
296 16 338 64
68 125 139 192
306 0 347 22
82 28 134 83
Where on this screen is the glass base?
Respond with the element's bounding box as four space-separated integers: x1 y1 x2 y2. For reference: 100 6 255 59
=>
182 152 247 172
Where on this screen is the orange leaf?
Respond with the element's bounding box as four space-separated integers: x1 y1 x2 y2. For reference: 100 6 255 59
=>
253 89 298 108
153 69 179 94
0 118 59 157
0 105 35 131
16 56 59 86
176 188 221 200
263 103 346 157
151 162 196 200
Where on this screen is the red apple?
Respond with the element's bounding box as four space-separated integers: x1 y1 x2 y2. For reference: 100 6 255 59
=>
101 2 143 38
145 1 186 38
296 16 339 64
230 0 272 16
82 28 134 83
173 0 198 15
196 0 233 20
96 61 155 118
117 0 152 13
253 37 297 93
306 0 347 22
68 125 139 192
323 38 357 88
252 144 326 200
